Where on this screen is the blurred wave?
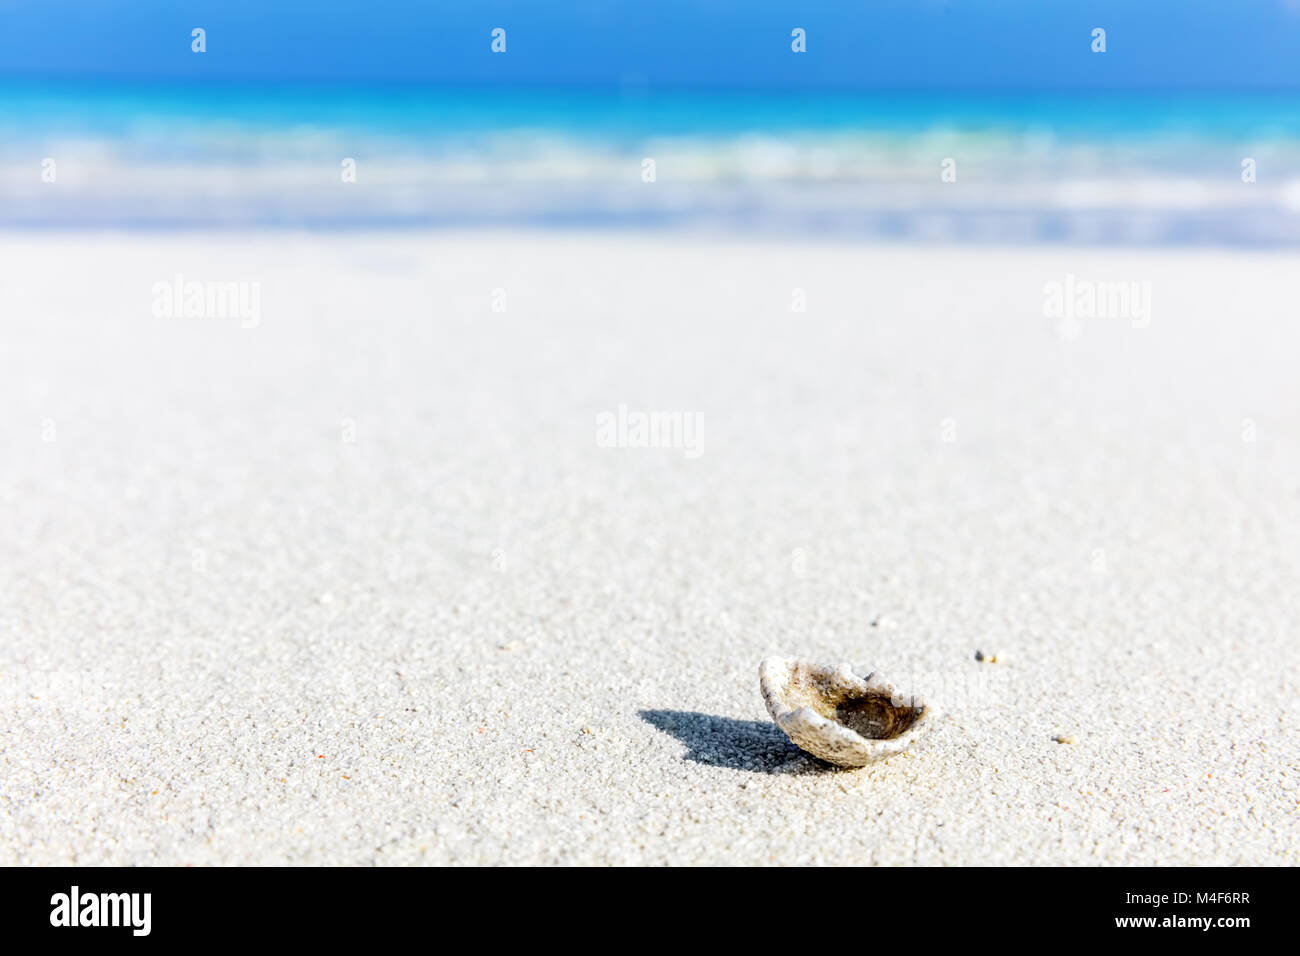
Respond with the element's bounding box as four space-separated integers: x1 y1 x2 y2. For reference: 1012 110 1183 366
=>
3 81 1299 242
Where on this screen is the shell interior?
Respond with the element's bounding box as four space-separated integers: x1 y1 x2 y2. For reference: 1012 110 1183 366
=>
831 693 920 740
779 660 921 740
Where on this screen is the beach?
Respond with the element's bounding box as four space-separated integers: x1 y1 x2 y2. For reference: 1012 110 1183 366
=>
1 230 1297 865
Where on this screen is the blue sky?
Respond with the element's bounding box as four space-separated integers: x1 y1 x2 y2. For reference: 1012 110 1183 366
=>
1 0 1298 90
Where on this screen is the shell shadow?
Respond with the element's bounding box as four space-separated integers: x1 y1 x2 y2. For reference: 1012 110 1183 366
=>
638 709 830 775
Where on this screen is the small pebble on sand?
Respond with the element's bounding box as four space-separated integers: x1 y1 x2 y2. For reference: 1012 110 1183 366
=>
1053 734 1077 745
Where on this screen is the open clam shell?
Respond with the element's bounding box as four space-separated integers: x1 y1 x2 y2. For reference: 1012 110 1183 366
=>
759 657 936 768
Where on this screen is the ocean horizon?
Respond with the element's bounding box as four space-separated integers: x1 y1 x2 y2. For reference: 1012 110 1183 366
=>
3 80 1299 242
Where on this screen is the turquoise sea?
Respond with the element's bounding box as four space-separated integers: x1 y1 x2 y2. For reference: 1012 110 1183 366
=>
3 80 1299 242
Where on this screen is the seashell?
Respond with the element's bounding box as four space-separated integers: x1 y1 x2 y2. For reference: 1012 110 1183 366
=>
759 657 936 768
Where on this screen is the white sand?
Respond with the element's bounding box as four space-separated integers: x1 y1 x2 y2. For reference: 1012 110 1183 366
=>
1 232 1297 865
